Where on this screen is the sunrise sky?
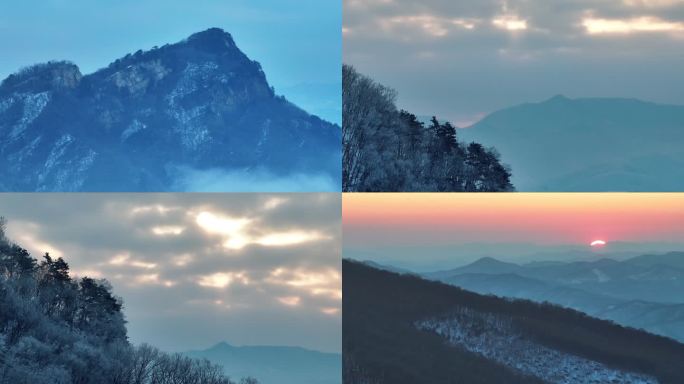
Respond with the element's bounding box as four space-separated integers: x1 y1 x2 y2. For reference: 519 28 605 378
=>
0 193 341 353
344 193 684 271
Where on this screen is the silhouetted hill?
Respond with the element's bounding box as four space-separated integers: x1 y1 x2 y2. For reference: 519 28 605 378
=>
344 259 684 384
626 251 684 270
185 342 341 384
425 257 522 279
458 96 684 191
361 260 412 275
0 28 341 191
425 252 684 342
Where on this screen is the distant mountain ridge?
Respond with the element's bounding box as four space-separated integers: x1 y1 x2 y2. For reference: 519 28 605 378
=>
423 251 684 342
458 95 684 191
0 28 341 191
185 342 341 384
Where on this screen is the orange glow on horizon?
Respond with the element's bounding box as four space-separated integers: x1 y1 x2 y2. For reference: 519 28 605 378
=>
343 193 684 246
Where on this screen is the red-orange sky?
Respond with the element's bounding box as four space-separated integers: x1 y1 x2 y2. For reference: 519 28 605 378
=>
344 193 684 247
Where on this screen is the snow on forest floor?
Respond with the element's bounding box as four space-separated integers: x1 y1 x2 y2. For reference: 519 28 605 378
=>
416 308 658 384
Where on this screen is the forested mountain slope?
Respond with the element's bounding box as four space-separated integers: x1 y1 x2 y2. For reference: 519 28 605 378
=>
343 259 684 384
342 65 513 192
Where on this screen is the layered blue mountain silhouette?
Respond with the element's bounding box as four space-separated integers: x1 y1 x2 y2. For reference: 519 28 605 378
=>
458 95 684 191
185 342 341 384
0 28 341 191
421 251 684 343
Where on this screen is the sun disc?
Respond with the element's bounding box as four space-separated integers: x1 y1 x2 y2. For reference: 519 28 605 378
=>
590 240 606 247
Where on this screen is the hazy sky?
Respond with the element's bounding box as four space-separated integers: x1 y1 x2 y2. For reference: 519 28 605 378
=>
0 0 341 123
344 0 684 126
343 193 684 271
0 193 341 353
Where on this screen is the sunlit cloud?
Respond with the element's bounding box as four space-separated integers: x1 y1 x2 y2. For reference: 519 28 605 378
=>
623 0 684 8
195 211 251 235
197 271 250 289
195 211 327 250
213 299 231 309
131 204 178 215
312 287 343 300
256 231 326 247
453 19 477 30
583 16 684 34
283 269 340 288
195 211 252 249
320 307 340 315
172 253 194 267
151 226 185 236
133 273 174 287
492 15 528 31
223 235 250 250
109 253 156 269
379 15 479 37
263 197 288 210
109 253 131 265
267 267 341 301
278 296 301 306
7 222 64 258
131 260 157 269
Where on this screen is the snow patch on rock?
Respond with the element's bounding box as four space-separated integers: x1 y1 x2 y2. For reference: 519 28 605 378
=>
8 92 50 139
121 119 147 142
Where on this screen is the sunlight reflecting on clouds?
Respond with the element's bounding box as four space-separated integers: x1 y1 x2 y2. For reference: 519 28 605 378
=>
312 287 343 300
195 211 251 235
256 231 326 247
623 0 684 7
7 222 64 259
583 16 684 34
195 211 252 249
131 204 178 215
151 226 185 236
263 197 288 210
267 267 341 302
198 271 250 289
195 211 328 250
135 274 161 285
320 307 340 315
492 16 527 31
379 15 479 37
172 254 194 267
278 296 301 306
109 253 156 269
109 253 130 265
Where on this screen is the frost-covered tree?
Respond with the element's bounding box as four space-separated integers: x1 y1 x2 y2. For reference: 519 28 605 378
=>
342 65 514 192
0 218 251 384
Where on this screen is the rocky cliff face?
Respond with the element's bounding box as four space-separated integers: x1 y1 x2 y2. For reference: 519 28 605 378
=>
0 28 341 191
